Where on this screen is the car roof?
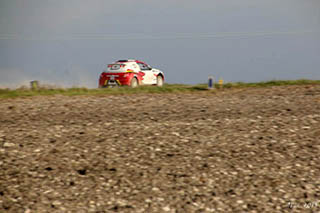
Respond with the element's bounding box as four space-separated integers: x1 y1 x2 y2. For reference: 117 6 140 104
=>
116 59 146 64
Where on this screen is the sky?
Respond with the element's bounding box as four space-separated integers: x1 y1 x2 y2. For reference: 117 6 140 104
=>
0 0 320 88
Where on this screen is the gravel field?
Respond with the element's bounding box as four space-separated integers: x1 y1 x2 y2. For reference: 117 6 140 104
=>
1 85 320 213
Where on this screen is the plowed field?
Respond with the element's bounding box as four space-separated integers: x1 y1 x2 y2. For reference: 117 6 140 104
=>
1 85 320 212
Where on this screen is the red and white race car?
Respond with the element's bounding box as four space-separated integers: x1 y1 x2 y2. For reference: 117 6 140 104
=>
99 59 164 88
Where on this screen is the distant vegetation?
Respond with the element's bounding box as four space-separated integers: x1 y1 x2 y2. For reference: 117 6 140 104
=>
0 79 320 99
223 79 320 88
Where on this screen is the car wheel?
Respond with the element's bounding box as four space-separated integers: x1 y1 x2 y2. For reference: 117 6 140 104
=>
130 77 138 88
157 75 163 87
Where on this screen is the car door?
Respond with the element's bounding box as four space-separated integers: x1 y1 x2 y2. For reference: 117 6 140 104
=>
138 63 155 84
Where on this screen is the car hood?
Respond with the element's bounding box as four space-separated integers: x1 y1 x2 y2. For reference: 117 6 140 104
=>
152 68 163 73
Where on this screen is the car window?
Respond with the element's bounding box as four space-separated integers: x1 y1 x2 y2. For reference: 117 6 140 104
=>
110 64 120 70
137 63 149 71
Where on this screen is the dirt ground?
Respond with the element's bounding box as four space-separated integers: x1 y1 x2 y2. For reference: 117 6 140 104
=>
1 85 320 213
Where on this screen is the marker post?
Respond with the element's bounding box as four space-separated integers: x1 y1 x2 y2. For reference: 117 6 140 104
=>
208 76 214 89
30 81 39 90
218 79 224 89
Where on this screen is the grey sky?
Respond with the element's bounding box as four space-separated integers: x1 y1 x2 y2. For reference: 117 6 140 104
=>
0 0 319 88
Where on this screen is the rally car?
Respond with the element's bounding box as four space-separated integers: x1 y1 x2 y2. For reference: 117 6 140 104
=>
99 59 164 88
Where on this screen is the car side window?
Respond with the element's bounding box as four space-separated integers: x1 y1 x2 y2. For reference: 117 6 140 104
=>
137 63 149 71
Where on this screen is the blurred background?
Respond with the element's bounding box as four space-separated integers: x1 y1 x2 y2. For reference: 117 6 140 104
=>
0 0 320 88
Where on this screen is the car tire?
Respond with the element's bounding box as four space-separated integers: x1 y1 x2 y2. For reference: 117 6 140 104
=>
156 75 164 87
130 77 138 88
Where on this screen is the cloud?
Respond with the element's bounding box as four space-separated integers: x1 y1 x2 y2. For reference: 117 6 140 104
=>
1 0 319 36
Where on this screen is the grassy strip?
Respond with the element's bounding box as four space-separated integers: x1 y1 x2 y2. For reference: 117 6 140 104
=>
0 79 319 99
0 85 207 99
223 79 320 88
